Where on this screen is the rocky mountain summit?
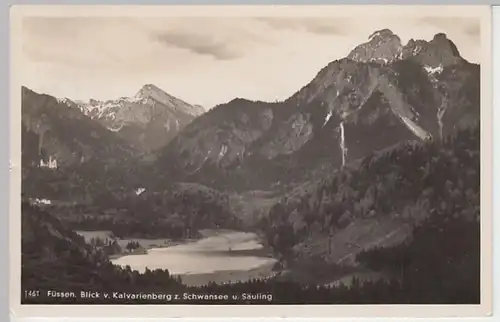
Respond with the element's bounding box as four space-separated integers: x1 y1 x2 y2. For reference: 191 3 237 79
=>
154 29 479 191
347 29 465 68
347 29 404 64
60 84 204 152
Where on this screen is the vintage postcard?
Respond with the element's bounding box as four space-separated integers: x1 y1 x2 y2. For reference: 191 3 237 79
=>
9 4 493 318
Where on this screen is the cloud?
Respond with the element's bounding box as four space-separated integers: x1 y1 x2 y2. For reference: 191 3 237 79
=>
464 23 480 36
255 17 347 35
142 17 277 61
418 17 480 38
151 30 242 60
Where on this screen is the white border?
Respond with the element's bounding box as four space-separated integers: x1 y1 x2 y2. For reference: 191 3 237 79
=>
9 4 494 319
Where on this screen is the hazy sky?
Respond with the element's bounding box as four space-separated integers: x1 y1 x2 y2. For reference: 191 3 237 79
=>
19 11 482 109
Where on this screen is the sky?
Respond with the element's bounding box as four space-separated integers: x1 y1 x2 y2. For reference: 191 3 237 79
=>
19 9 482 109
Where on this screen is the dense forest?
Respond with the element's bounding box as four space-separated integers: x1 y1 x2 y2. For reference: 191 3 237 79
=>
37 182 242 239
262 124 479 258
22 125 481 305
21 157 147 204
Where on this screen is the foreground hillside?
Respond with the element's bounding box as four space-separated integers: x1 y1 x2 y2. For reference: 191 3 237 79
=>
21 201 185 299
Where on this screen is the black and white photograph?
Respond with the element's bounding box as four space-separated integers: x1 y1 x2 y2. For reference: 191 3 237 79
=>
10 4 493 317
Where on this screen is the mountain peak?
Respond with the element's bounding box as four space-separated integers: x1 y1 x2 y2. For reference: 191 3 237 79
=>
348 28 402 65
134 84 205 117
368 28 396 41
401 32 463 67
430 32 461 56
135 83 167 99
432 32 449 42
348 30 464 67
140 83 161 91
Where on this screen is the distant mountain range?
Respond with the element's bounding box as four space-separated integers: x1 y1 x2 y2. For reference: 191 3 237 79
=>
56 84 204 152
153 29 479 191
20 29 480 198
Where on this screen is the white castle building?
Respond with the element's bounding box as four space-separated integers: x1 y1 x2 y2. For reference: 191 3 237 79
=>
39 156 58 169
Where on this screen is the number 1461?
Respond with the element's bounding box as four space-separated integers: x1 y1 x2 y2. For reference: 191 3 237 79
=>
24 290 40 297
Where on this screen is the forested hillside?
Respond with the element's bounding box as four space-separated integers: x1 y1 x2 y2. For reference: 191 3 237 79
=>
22 202 183 298
262 124 479 259
46 182 241 239
23 124 481 305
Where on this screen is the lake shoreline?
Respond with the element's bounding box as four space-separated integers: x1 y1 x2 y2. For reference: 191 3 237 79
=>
108 229 279 286
79 229 280 286
75 229 201 261
107 238 199 260
178 260 277 287
75 228 384 288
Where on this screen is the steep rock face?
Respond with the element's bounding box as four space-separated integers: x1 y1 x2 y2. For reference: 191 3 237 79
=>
347 29 403 64
347 29 464 68
154 30 479 191
66 84 204 152
403 33 465 68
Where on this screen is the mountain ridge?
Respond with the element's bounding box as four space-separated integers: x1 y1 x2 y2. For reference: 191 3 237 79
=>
153 30 479 191
57 84 205 152
346 28 466 67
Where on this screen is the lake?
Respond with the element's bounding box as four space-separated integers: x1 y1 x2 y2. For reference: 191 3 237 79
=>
107 230 278 286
